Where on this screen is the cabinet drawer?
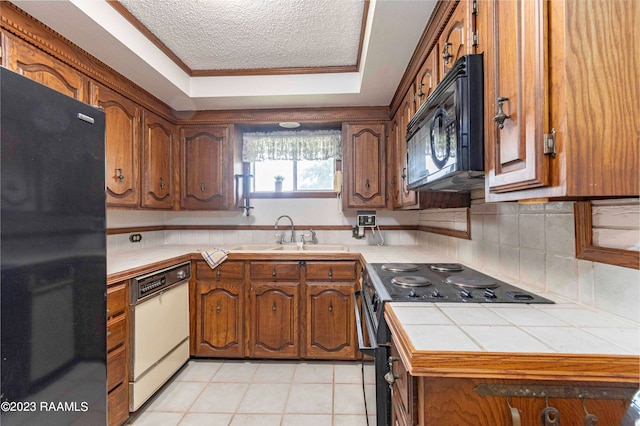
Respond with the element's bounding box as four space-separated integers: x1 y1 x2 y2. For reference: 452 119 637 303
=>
107 344 126 392
390 343 417 424
251 262 300 280
306 261 358 281
196 260 245 281
107 282 127 319
107 314 126 352
107 382 129 426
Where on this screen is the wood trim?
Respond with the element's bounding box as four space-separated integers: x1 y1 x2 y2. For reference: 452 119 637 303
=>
107 0 368 77
174 106 390 125
574 201 640 270
107 224 418 235
389 0 459 117
0 2 175 122
417 207 471 240
386 307 640 383
251 191 338 199
106 0 190 75
192 65 359 77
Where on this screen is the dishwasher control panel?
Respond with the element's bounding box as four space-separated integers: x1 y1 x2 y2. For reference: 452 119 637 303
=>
130 261 191 304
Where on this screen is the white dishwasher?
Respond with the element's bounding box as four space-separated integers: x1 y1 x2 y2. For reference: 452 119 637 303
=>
129 262 191 411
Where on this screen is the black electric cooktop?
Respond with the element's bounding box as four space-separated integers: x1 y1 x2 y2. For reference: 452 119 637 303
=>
365 263 554 304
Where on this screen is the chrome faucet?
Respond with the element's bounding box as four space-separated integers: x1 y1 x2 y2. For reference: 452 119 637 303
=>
274 215 295 244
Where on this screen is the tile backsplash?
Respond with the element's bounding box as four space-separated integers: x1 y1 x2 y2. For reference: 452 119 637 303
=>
419 199 640 323
107 197 639 323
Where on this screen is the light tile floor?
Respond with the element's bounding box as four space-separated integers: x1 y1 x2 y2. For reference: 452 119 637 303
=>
129 360 377 426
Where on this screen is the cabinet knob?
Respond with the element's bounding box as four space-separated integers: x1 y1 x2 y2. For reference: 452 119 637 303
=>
272 302 277 312
160 177 165 189
216 269 221 278
442 42 453 64
272 267 277 277
200 180 205 192
365 179 370 189
328 301 333 313
216 301 221 313
493 97 511 129
384 371 398 386
328 267 333 278
116 168 125 182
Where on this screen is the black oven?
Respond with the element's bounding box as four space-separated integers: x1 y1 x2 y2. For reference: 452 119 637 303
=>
356 262 553 426
406 54 484 192
353 271 392 426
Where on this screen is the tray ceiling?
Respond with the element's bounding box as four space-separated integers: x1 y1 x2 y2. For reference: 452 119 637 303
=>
116 0 366 74
10 0 437 111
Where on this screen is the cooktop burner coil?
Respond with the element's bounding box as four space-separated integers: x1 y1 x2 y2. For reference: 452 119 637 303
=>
445 276 500 289
430 263 464 272
381 263 419 272
391 275 432 287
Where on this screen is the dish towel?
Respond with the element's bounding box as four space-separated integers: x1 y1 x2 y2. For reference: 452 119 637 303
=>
199 248 228 270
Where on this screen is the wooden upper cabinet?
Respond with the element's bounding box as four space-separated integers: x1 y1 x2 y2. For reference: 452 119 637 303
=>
180 126 233 210
388 119 400 208
398 89 418 209
5 34 86 101
483 0 550 196
142 111 174 209
482 0 638 201
414 46 439 111
90 83 141 207
439 0 470 79
343 122 387 209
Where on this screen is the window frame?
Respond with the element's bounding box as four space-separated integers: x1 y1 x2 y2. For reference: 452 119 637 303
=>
245 159 341 199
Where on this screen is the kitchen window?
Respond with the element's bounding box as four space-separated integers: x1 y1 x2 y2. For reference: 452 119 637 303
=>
242 128 341 196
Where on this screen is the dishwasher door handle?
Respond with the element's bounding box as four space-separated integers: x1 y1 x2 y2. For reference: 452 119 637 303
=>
352 291 378 357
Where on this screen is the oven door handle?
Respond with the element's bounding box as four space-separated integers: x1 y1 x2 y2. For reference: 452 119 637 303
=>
352 291 378 356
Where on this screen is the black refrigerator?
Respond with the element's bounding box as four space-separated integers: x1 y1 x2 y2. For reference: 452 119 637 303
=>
1 67 107 425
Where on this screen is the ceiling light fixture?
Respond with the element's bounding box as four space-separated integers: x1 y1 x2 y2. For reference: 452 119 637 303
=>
279 122 301 129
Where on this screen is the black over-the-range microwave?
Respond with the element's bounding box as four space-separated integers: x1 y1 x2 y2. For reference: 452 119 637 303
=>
406 53 484 192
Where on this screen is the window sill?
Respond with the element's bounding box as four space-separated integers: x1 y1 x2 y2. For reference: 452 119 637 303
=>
251 191 338 199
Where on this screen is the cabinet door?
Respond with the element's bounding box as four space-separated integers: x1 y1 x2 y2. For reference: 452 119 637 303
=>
195 280 244 358
305 283 356 360
439 1 469 78
484 0 551 195
415 46 439 111
180 126 232 210
249 282 300 358
91 83 141 207
6 34 86 101
397 89 418 209
343 122 387 209
141 111 174 209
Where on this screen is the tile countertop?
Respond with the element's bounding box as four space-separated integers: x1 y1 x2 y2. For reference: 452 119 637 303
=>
107 244 640 378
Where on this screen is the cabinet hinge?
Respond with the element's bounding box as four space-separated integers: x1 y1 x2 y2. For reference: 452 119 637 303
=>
543 128 556 158
472 31 479 47
472 0 478 15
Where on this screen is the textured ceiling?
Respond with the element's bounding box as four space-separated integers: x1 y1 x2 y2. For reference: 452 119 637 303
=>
10 0 437 110
118 0 365 72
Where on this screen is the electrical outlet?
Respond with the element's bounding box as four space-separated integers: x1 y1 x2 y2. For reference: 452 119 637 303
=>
129 233 142 243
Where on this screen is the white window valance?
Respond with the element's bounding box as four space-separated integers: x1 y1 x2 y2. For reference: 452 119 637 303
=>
242 129 342 162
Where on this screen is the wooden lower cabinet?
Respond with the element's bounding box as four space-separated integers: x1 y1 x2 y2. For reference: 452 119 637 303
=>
389 339 633 426
305 261 358 360
420 377 631 426
193 260 245 357
249 280 301 358
389 343 418 426
106 281 128 426
192 258 359 361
